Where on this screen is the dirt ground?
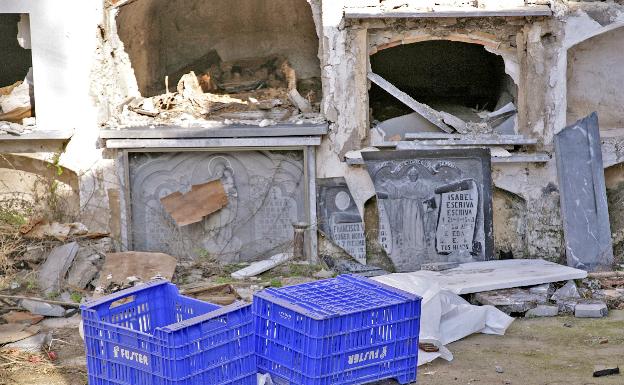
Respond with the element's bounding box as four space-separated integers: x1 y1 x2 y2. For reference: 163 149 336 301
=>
1 311 622 385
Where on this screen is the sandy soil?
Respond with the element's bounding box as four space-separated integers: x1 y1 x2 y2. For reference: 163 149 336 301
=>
1 311 622 385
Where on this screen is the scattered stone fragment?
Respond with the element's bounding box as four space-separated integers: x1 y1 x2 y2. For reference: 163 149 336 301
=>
41 314 82 329
495 366 504 374
20 299 66 317
1 311 44 325
575 302 608 318
551 280 580 302
421 262 460 271
528 283 552 296
4 332 50 353
593 365 620 377
66 255 99 289
563 322 573 328
313 269 334 279
474 288 547 314
525 305 559 318
37 241 79 295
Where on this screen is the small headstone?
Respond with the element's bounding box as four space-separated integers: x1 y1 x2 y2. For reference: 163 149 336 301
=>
38 241 79 295
317 178 366 264
363 149 493 272
575 302 608 318
20 299 66 317
554 112 613 271
525 305 559 318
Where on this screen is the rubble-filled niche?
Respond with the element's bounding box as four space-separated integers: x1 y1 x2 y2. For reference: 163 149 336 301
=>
567 27 624 130
115 0 322 124
370 40 517 125
492 188 527 260
605 163 624 264
0 13 34 128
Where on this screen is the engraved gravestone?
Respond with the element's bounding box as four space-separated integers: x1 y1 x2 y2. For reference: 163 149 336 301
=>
362 149 493 272
129 150 306 262
317 178 366 264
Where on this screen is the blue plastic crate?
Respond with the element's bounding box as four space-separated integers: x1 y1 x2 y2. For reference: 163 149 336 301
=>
253 275 421 385
81 280 256 385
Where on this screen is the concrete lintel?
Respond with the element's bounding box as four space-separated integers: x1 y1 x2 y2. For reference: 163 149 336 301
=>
100 123 329 139
345 5 552 19
105 137 322 149
346 152 550 165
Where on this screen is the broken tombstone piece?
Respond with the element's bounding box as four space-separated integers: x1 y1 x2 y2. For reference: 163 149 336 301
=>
66 253 99 290
4 332 50 353
231 253 292 279
19 299 66 317
575 302 608 318
317 177 366 264
160 179 228 226
551 280 581 302
529 283 553 296
555 112 613 271
37 241 79 295
474 288 547 314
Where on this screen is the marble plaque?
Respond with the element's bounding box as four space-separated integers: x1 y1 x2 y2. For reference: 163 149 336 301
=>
363 149 493 272
555 112 613 271
128 150 306 262
317 177 366 263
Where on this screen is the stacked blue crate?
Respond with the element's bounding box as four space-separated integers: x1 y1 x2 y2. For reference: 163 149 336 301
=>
81 280 256 385
253 275 421 385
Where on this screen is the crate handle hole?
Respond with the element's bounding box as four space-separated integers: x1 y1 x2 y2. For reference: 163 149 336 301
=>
109 295 136 309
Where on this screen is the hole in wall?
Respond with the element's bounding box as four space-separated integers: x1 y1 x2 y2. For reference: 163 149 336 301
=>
369 40 517 123
605 163 624 264
116 0 321 98
492 187 527 260
0 13 35 123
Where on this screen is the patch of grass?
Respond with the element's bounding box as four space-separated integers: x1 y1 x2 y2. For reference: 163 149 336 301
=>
270 278 283 288
70 292 82 303
46 291 60 300
214 276 234 284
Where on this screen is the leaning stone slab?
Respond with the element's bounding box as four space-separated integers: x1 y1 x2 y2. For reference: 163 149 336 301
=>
554 112 613 271
38 241 79 295
575 302 608 318
525 305 559 318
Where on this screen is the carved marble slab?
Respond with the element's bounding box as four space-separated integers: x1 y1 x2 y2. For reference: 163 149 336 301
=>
317 177 366 264
363 149 493 272
128 150 306 262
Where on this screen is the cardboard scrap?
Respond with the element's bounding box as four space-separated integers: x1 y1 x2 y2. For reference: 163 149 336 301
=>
160 179 228 226
97 251 177 289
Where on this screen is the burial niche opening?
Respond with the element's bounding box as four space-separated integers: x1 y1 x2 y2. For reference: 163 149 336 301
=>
0 14 34 124
116 0 321 98
370 40 516 123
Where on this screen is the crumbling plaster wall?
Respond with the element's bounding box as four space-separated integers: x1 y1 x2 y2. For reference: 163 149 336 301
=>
314 1 624 262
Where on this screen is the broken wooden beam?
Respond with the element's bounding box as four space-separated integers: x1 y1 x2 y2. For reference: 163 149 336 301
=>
367 72 454 133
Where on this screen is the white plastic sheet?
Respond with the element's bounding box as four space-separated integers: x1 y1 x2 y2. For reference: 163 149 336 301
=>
373 273 514 365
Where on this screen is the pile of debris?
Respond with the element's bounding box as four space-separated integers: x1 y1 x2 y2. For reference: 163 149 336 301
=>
113 54 323 128
0 67 36 136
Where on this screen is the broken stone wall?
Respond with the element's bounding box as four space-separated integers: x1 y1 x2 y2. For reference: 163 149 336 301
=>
605 164 624 264
117 0 321 96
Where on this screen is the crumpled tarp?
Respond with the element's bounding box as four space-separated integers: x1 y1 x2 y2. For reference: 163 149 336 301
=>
373 273 514 365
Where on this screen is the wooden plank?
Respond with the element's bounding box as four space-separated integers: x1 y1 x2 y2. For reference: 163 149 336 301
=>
367 72 454 133
345 6 552 19
160 179 228 226
99 124 328 139
105 137 322 149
